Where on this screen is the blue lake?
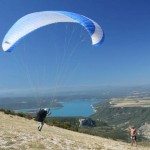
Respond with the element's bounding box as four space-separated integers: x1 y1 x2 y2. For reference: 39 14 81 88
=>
15 99 99 117
51 100 96 117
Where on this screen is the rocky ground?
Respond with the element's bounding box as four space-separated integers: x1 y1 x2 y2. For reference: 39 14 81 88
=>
0 112 149 150
139 123 150 140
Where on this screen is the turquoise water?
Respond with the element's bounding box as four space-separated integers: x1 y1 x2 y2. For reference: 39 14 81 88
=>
15 99 97 117
51 100 95 117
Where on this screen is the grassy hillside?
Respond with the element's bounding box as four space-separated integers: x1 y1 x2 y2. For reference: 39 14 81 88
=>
0 112 148 150
90 100 150 142
91 100 150 127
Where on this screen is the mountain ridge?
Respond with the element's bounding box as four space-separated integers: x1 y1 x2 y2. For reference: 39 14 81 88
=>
0 112 148 150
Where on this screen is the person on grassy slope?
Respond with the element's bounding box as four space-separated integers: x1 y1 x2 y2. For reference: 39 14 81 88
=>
36 108 51 131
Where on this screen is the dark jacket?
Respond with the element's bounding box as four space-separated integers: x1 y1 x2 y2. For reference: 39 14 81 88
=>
36 109 48 122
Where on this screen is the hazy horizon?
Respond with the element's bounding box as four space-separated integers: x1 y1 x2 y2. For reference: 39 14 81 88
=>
0 84 150 98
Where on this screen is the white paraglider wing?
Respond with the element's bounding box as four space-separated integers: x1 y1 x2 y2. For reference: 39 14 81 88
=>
2 11 104 52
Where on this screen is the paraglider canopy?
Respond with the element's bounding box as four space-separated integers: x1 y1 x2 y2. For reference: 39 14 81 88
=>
2 11 104 52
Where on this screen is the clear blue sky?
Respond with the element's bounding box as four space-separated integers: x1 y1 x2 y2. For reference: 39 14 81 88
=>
0 0 150 95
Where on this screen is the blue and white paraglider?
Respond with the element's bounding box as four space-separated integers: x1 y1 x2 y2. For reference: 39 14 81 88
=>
2 11 104 52
1 11 105 107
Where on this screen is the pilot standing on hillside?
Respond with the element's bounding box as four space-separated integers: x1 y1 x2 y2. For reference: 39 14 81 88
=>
36 108 51 131
130 126 137 146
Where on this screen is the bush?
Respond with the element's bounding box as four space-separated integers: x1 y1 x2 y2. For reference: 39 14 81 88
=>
0 108 33 120
2 109 16 116
45 117 79 131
